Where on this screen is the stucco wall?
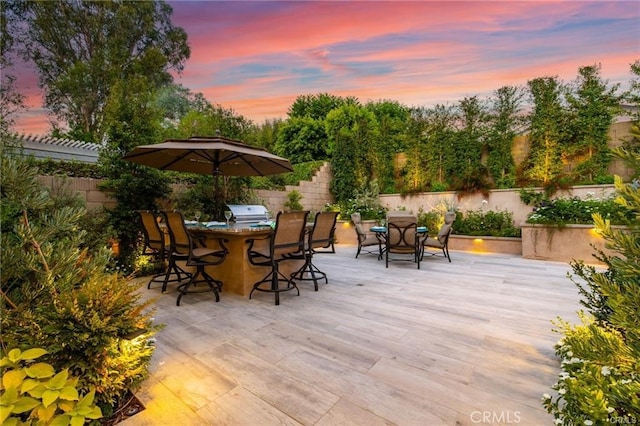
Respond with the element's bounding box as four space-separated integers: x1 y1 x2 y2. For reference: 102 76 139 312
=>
379 184 616 227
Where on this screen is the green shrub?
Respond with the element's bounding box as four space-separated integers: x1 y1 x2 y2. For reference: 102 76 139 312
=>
543 149 640 423
0 348 103 425
453 209 521 237
526 195 634 226
1 150 158 414
251 160 324 190
284 190 304 211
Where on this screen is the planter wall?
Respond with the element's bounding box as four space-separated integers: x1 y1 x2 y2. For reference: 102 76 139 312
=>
521 224 618 265
448 235 522 255
334 220 522 255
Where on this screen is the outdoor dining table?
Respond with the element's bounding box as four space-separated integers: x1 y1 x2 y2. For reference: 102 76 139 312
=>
370 225 428 260
186 222 306 297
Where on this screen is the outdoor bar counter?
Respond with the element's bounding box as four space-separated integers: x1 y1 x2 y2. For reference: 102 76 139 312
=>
186 223 304 297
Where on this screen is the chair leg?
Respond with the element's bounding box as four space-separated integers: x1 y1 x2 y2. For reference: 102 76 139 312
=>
176 266 221 306
291 253 327 291
250 262 299 305
147 255 192 293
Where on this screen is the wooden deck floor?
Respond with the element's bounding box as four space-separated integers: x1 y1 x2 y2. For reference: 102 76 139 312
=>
123 245 583 426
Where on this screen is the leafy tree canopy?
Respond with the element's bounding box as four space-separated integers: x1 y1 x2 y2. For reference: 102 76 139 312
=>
7 0 190 140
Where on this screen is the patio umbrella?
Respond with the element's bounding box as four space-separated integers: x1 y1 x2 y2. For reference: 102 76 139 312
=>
121 134 293 177
122 134 293 218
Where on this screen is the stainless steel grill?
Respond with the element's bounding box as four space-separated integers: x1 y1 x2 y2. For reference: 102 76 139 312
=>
226 205 269 224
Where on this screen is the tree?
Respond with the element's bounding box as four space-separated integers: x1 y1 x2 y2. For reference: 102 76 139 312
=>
287 92 358 120
365 100 410 193
152 83 210 131
274 116 329 163
623 59 640 158
326 104 377 203
0 1 25 134
9 0 189 140
523 76 569 186
565 64 621 183
251 118 283 152
99 77 171 270
486 85 524 188
452 96 490 193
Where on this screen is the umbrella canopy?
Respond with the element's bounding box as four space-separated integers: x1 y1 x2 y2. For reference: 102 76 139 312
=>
122 135 293 177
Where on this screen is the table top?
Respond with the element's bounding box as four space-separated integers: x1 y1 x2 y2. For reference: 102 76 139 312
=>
186 222 273 236
370 226 427 233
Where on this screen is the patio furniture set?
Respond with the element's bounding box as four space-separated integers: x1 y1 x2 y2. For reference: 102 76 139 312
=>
351 211 456 267
138 209 339 306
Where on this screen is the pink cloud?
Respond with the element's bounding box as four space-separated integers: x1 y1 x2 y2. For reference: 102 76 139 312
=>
11 1 638 135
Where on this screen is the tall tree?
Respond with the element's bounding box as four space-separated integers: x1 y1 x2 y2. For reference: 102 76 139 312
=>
486 85 524 188
0 1 25 134
287 93 358 120
274 116 329 163
453 96 489 193
326 104 377 203
523 76 569 185
624 59 640 156
9 0 189 140
565 64 621 182
99 76 171 270
365 100 410 194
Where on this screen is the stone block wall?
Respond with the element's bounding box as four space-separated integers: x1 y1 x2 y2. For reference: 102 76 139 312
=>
254 162 334 214
35 162 334 214
36 175 116 210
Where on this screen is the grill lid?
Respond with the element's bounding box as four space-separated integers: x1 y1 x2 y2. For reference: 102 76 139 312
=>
226 205 269 223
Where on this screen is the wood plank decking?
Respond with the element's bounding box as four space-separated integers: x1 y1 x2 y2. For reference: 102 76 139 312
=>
123 245 584 426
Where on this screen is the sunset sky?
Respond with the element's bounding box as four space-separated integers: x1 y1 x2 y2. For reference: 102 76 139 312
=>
10 0 640 135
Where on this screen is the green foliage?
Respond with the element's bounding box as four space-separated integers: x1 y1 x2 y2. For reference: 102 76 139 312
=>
250 160 324 190
522 76 569 185
327 104 378 203
172 104 254 142
99 77 172 272
0 348 103 425
287 93 358 120
526 195 634 226
486 86 523 188
11 0 189 138
365 100 410 194
274 116 329 163
565 64 620 183
25 158 103 179
519 188 546 206
283 190 304 211
453 209 521 237
327 180 387 220
544 148 640 423
1 147 158 412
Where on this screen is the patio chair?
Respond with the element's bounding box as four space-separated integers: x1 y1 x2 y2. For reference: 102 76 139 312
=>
385 213 421 269
247 210 309 305
291 211 338 291
138 210 191 293
351 212 382 258
163 211 228 306
421 211 455 262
